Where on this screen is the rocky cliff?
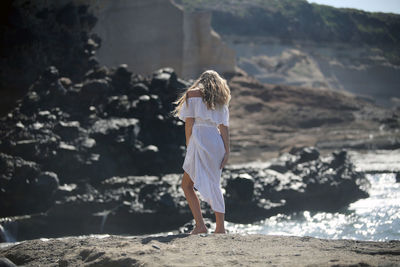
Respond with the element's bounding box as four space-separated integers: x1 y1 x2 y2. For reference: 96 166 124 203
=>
0 0 235 116
227 70 400 163
176 0 400 106
89 0 235 79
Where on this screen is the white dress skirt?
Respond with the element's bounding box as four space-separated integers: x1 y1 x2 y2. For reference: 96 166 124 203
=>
178 97 229 213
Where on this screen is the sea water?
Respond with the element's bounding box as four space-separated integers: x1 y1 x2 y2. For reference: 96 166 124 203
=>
226 173 400 241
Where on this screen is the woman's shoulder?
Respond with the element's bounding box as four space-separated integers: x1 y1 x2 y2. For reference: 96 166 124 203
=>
186 89 202 98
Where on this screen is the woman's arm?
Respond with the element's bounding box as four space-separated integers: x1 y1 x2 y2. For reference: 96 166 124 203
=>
218 124 230 169
185 117 195 146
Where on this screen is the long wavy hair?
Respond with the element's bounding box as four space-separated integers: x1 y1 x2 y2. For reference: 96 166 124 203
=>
173 70 231 116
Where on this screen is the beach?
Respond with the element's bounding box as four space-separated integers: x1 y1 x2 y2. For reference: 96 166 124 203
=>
1 234 399 266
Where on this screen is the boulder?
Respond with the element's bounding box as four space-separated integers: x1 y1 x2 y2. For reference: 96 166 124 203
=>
111 64 132 93
128 83 149 100
0 153 59 217
0 258 17 267
84 66 109 80
225 174 254 202
222 147 370 222
81 79 111 100
289 146 320 163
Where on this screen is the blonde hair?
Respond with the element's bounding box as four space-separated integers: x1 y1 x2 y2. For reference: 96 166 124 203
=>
173 70 231 116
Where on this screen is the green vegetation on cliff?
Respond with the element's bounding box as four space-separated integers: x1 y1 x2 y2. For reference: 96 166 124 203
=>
175 0 400 64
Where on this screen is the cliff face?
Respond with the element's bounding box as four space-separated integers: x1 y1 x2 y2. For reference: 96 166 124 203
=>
89 0 235 79
0 0 235 116
227 36 400 106
182 11 235 79
176 0 400 106
226 71 399 163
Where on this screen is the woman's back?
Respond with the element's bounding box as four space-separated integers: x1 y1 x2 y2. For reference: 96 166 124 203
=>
179 89 229 128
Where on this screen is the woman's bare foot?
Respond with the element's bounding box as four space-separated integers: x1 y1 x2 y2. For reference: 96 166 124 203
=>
190 225 208 235
213 228 226 234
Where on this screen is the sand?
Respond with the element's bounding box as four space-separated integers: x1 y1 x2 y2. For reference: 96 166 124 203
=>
1 234 399 266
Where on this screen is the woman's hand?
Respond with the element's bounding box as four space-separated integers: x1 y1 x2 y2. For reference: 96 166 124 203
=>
218 124 230 169
220 152 229 169
185 118 194 147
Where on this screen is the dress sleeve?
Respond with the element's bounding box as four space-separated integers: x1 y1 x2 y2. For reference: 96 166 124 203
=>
220 104 229 127
178 98 229 126
178 100 194 121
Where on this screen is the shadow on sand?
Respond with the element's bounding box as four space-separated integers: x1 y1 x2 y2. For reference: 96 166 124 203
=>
141 233 190 244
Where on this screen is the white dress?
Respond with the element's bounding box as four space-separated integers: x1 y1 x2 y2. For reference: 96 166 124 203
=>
178 97 229 213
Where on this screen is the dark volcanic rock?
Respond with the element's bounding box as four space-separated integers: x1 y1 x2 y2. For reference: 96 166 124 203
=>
290 146 320 163
0 60 187 231
223 147 369 223
225 174 255 202
0 175 191 240
0 257 17 267
0 153 59 217
0 2 98 116
0 145 370 241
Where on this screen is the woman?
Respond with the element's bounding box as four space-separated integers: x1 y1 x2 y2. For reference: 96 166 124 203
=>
173 70 230 234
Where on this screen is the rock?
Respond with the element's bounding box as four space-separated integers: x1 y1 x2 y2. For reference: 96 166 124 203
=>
105 95 131 117
127 83 149 100
330 150 348 169
90 118 140 141
149 68 189 113
84 66 109 79
290 146 320 163
0 146 370 241
222 147 369 222
0 258 17 267
81 79 111 98
151 69 173 91
111 64 132 93
0 153 58 217
88 56 100 68
78 79 112 110
268 162 288 173
59 77 72 88
54 121 82 141
131 94 162 120
35 172 59 196
225 174 254 202
41 66 59 84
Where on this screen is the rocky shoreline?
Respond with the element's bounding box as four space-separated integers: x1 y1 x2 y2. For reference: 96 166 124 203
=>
0 143 369 242
0 43 377 242
1 234 399 266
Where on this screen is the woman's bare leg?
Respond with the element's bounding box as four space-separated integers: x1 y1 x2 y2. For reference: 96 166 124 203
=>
214 212 226 233
181 172 207 234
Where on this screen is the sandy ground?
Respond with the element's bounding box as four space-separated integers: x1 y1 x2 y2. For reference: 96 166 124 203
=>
1 234 399 266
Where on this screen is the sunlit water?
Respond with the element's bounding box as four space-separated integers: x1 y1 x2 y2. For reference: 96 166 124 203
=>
226 173 400 241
